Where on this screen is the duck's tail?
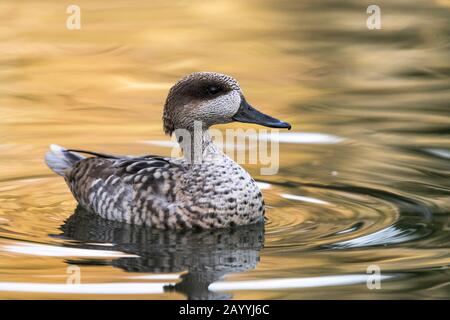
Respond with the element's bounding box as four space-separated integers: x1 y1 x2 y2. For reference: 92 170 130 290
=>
45 144 85 176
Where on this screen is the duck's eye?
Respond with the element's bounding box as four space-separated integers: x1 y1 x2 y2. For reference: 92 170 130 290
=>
206 85 221 95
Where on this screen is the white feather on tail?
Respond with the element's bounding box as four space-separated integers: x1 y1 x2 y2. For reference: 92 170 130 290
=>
45 144 84 176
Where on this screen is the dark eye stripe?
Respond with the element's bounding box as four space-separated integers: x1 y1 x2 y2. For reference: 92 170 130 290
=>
207 85 221 95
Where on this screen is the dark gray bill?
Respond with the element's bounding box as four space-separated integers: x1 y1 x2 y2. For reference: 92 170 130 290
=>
232 97 291 129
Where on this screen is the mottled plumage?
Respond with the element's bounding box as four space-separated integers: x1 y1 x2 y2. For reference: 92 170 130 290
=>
46 72 291 229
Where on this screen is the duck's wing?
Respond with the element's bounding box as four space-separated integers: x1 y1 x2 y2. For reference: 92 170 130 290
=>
66 153 183 196
66 149 121 159
45 144 173 176
66 149 167 160
64 150 187 225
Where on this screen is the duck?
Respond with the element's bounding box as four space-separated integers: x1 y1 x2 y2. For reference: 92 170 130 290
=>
45 72 291 229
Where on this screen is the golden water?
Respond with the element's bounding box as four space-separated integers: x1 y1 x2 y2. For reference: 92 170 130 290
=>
0 0 449 299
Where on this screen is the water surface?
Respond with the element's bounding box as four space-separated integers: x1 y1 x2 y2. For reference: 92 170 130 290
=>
0 0 449 299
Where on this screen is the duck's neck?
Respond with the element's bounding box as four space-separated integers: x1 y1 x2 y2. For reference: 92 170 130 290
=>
176 128 221 163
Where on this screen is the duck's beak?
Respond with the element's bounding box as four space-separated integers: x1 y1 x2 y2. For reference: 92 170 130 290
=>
232 96 291 130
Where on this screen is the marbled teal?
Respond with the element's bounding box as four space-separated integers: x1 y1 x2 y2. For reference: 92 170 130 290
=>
46 72 291 229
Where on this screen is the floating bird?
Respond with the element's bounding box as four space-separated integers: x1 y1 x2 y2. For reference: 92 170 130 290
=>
46 72 291 229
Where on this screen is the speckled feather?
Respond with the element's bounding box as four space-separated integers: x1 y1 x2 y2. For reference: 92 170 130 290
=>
64 151 264 229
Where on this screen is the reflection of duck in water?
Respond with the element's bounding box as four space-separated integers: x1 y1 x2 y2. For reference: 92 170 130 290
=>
46 72 290 229
57 206 264 299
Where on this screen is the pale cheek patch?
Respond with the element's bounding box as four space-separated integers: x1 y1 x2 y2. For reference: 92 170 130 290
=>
197 91 241 125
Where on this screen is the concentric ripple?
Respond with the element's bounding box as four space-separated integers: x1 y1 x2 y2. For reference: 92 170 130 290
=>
0 170 448 299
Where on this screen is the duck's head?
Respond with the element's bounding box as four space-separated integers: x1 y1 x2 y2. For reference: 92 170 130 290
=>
163 72 291 135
